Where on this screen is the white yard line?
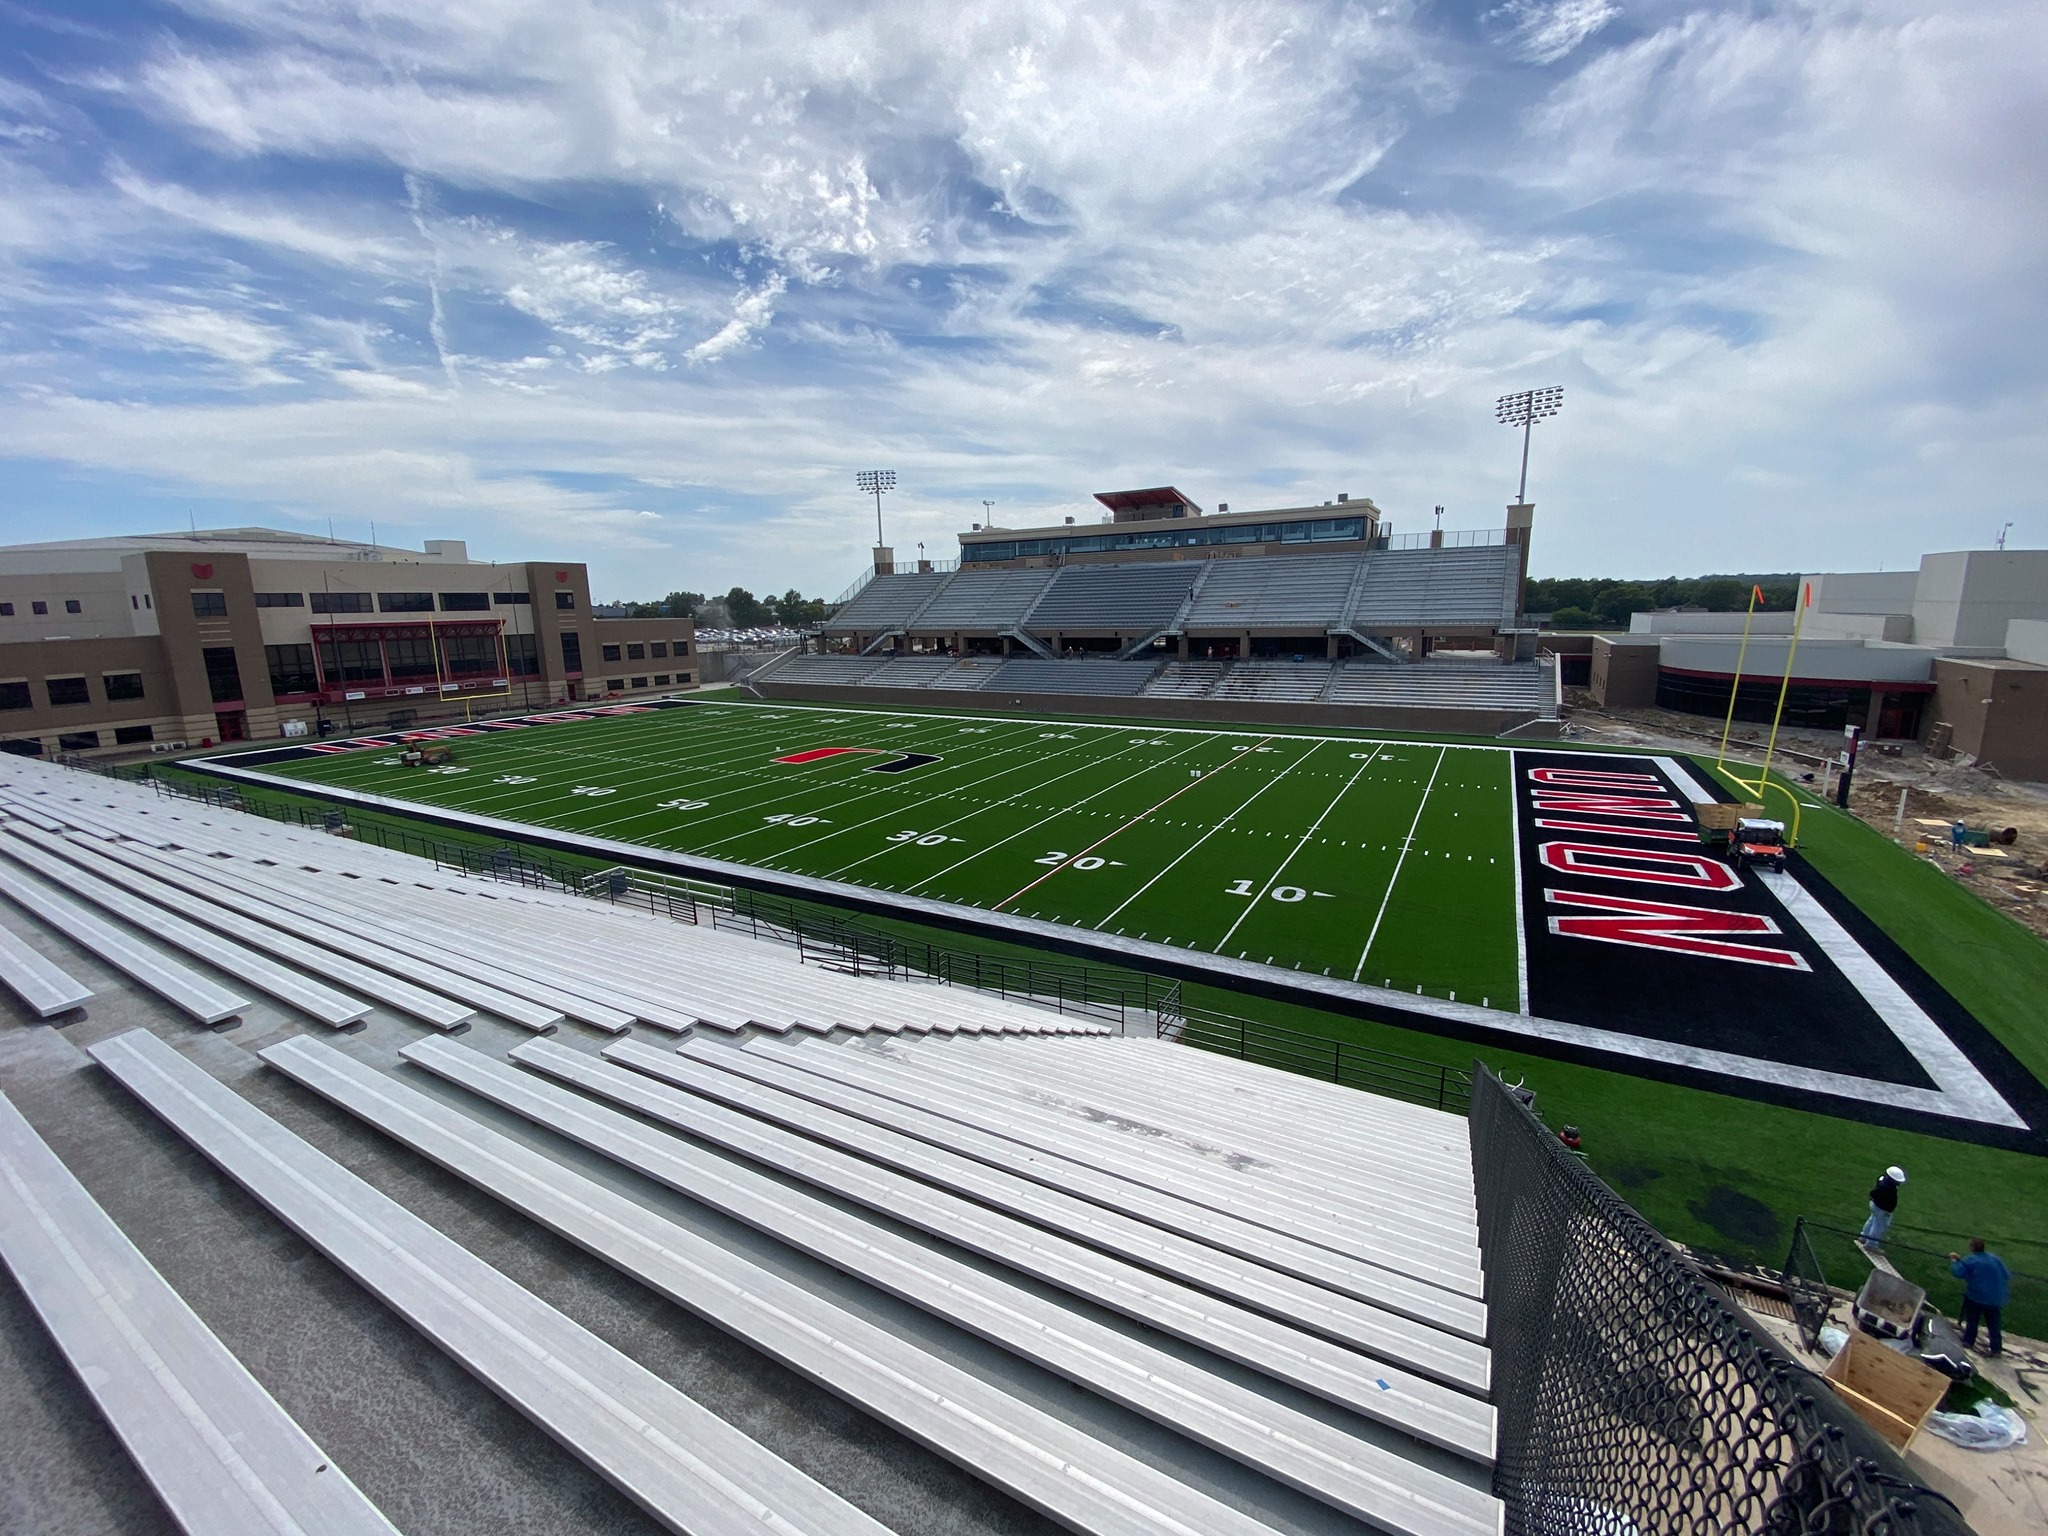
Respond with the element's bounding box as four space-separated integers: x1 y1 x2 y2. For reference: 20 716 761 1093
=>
1353 745 1448 982
996 738 1280 911
1508 750 1529 1015
1092 742 1322 931
1212 744 1377 954
862 734 1217 888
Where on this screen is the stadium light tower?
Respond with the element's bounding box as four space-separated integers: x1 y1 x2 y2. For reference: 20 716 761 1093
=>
856 469 896 546
1495 386 1564 502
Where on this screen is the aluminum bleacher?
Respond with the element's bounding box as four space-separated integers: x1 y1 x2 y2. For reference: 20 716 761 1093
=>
1140 659 1227 698
858 655 965 688
1326 658 1554 715
764 652 886 686
928 657 1002 688
905 567 1054 631
1348 545 1519 631
0 922 91 1017
980 657 1163 696
1209 660 1333 703
1021 562 1200 633
824 569 952 633
1181 554 1362 631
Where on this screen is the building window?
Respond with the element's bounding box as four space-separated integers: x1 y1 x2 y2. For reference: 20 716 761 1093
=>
493 591 531 605
555 591 576 610
505 632 540 677
677 671 692 684
310 591 372 614
442 633 497 675
630 676 648 689
254 592 305 608
601 643 623 663
103 672 145 701
32 600 48 616
653 674 670 686
378 592 434 613
266 644 318 695
314 637 383 684
0 681 30 710
650 642 667 658
64 599 81 614
439 592 489 612
202 647 245 703
0 738 42 756
45 676 90 706
115 724 155 745
673 639 690 656
626 642 645 661
559 631 582 672
144 594 152 609
58 730 99 751
605 678 625 691
191 591 227 617
130 595 138 609
386 636 437 679
0 603 12 616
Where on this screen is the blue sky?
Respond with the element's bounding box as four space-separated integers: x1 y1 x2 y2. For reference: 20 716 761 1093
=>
2 1 2042 600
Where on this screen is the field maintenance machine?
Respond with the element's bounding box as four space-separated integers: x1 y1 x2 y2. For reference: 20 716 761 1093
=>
1695 801 1788 871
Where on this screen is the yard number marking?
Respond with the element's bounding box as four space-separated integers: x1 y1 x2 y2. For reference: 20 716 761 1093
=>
765 812 830 827
493 774 537 784
658 798 709 811
1034 851 1123 871
887 830 964 846
1225 880 1331 902
570 785 616 796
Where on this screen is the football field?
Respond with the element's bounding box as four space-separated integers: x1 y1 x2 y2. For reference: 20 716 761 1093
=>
260 698 1527 1007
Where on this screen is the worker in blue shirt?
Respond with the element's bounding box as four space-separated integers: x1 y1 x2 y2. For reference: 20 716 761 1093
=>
1948 1238 2009 1357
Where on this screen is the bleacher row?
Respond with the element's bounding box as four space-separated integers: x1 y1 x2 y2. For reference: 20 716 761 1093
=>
0 755 1500 1536
771 649 1559 713
828 545 1520 640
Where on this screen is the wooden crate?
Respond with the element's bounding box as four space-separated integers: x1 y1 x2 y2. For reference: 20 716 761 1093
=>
1822 1330 1950 1453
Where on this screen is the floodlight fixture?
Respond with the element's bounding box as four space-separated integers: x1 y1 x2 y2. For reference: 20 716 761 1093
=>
1496 386 1564 502
856 469 896 546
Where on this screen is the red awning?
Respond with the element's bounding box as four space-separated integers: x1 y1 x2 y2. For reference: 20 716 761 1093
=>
1091 487 1201 514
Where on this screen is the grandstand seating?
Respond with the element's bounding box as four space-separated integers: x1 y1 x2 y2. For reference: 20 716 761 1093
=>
979 658 1162 696
905 567 1056 631
1347 546 1519 631
859 656 963 688
1326 657 1554 714
1141 660 1228 698
1181 555 1363 631
1020 562 1200 632
824 570 950 633
928 658 1002 688
1210 661 1333 703
768 653 887 685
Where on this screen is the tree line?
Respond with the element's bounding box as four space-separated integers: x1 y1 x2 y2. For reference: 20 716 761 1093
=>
607 588 828 628
1527 573 1800 630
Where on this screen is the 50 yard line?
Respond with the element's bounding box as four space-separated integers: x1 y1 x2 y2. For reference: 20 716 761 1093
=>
1352 744 1447 982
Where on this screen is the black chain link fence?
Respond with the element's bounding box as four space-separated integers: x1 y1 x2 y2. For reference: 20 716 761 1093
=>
1785 1216 2046 1351
1472 1066 1974 1536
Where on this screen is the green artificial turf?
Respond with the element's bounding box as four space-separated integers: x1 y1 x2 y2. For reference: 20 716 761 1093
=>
255 698 1530 1006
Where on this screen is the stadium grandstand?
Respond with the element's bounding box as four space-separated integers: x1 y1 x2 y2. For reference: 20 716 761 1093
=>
0 749 1966 1536
757 488 1554 734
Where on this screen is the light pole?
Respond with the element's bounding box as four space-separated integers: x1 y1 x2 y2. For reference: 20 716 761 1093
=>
856 470 896 547
982 499 994 525
1495 387 1564 502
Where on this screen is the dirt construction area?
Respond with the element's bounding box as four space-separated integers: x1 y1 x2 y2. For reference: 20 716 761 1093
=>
1566 699 2048 943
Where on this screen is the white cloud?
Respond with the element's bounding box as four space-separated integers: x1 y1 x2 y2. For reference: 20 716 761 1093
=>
1486 0 1621 67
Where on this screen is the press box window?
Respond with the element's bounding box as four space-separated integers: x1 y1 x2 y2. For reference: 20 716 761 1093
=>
265 644 318 695
64 599 81 614
254 592 305 608
493 591 531 605
310 592 372 614
114 724 155 745
438 592 489 611
555 591 576 610
32 601 48 616
0 681 30 710
58 731 100 751
378 592 433 613
650 642 667 658
190 591 228 617
45 676 90 706
601 644 623 663
0 603 12 616
102 672 145 701
626 643 645 660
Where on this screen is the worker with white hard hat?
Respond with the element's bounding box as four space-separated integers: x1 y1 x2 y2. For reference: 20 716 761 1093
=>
1861 1166 1906 1246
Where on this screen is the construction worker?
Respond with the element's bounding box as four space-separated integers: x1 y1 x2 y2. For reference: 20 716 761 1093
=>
1948 1239 2009 1357
1861 1166 1905 1245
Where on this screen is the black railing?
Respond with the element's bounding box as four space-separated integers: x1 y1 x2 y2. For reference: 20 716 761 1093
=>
1473 1066 1973 1536
1169 1005 1471 1113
